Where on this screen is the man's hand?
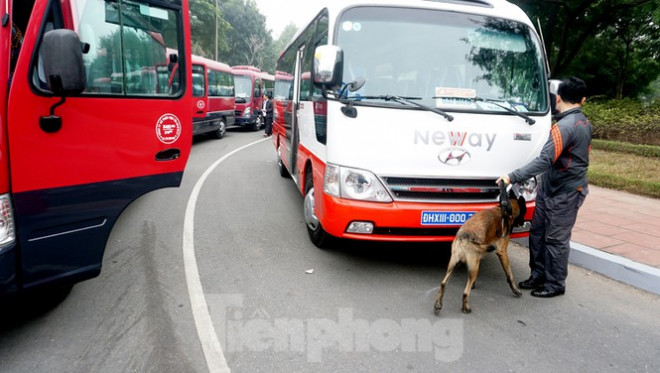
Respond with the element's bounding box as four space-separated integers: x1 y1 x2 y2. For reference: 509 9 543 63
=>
496 175 510 185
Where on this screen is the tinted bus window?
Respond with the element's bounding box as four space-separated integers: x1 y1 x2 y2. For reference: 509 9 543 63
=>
234 75 252 102
192 65 205 97
67 0 184 97
209 70 233 97
337 7 547 112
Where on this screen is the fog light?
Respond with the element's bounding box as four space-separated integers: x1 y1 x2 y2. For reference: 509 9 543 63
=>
512 221 532 233
347 221 374 234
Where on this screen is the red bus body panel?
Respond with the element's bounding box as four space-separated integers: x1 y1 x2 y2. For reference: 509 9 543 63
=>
192 54 234 135
0 0 193 295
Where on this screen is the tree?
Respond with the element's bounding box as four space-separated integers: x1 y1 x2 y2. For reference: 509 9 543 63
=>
263 23 300 73
512 0 660 98
217 0 273 69
190 0 230 59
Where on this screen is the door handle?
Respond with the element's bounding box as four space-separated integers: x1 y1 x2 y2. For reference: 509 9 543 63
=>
155 148 180 161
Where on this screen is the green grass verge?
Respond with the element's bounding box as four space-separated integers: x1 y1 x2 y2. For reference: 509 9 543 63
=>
588 148 660 199
592 139 660 158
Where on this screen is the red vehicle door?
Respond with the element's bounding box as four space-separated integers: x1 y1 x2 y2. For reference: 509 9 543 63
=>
6 0 191 289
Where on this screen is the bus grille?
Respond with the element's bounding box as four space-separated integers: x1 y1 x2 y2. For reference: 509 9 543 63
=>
381 177 499 203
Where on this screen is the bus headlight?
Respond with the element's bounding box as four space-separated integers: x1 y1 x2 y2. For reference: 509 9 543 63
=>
324 164 392 202
512 176 538 201
0 194 16 252
242 107 251 117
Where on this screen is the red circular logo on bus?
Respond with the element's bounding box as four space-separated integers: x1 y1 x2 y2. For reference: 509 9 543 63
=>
196 100 205 110
156 113 182 144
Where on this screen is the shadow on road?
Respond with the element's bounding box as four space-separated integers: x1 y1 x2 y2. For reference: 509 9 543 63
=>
327 239 453 268
0 285 72 331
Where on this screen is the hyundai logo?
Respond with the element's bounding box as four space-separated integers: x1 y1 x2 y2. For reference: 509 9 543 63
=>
438 147 471 166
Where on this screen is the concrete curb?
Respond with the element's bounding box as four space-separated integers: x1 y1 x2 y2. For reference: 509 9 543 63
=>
570 241 660 296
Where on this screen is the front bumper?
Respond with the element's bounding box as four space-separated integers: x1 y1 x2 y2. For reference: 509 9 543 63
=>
318 193 535 242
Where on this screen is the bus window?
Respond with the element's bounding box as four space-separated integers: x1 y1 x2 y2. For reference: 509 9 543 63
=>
42 0 184 97
208 69 234 97
192 65 205 97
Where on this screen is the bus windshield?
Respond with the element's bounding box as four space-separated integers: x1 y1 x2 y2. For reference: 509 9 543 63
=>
234 75 253 101
336 7 548 113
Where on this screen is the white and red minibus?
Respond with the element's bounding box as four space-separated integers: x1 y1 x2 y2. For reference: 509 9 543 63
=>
232 65 274 131
192 55 235 138
0 0 192 296
273 0 551 247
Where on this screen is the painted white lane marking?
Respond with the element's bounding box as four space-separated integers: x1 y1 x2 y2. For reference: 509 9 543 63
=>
184 138 269 373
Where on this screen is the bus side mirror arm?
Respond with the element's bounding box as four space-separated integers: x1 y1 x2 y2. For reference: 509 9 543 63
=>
39 29 87 133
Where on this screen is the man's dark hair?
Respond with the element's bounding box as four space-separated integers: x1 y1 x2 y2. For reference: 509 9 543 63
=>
557 77 587 104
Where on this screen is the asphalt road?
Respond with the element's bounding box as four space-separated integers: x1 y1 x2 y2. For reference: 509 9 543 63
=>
1 130 659 373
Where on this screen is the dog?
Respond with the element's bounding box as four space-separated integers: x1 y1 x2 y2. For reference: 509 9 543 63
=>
434 186 527 314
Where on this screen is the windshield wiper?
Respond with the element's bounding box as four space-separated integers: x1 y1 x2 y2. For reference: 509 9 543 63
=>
359 94 454 122
474 97 535 125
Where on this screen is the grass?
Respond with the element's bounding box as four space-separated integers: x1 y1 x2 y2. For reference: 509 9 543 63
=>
588 145 660 199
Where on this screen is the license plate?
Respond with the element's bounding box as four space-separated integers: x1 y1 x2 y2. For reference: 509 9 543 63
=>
421 211 474 226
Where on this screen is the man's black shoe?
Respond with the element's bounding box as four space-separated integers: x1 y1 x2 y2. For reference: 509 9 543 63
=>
518 278 544 290
531 288 565 298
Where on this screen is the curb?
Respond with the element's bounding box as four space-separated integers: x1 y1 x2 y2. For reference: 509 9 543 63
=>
569 241 660 296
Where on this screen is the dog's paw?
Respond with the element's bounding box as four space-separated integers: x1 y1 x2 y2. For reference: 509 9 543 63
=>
433 302 443 315
513 288 523 297
461 305 472 314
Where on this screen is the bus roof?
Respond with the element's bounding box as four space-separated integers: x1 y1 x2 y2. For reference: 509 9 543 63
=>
192 55 232 73
232 65 274 81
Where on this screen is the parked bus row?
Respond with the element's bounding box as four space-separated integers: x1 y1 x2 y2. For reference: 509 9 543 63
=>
190 59 274 138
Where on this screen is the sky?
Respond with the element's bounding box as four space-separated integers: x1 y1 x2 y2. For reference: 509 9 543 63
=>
254 0 323 38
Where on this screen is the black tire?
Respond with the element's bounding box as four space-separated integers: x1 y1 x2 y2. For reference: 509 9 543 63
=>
277 149 289 178
251 115 263 131
304 171 333 249
211 119 226 139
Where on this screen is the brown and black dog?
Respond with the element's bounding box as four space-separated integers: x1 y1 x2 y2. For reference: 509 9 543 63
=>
434 188 527 314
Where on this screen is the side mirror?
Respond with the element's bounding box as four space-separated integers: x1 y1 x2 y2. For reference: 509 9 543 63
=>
40 29 86 96
313 45 343 88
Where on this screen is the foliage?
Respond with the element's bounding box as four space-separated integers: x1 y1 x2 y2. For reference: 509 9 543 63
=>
568 2 660 99
190 0 229 59
217 0 273 69
511 0 660 99
583 99 660 145
592 139 660 158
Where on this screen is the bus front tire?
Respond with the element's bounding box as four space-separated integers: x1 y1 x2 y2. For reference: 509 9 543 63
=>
304 172 333 249
212 119 226 139
278 152 289 178
251 116 263 131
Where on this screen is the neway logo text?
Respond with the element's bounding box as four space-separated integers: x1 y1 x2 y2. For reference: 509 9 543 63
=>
414 130 497 151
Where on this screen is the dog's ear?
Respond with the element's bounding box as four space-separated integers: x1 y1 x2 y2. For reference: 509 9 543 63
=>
513 197 527 227
508 189 517 200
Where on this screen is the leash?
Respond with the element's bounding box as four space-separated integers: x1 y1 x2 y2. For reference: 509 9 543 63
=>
499 181 512 236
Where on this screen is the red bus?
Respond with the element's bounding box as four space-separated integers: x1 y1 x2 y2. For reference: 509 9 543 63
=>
192 55 235 139
0 0 192 296
232 65 274 131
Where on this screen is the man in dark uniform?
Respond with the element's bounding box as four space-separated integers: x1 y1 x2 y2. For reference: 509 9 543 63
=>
262 93 274 137
497 77 591 298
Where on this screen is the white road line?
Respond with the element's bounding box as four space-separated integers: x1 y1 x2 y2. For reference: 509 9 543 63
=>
183 138 269 373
